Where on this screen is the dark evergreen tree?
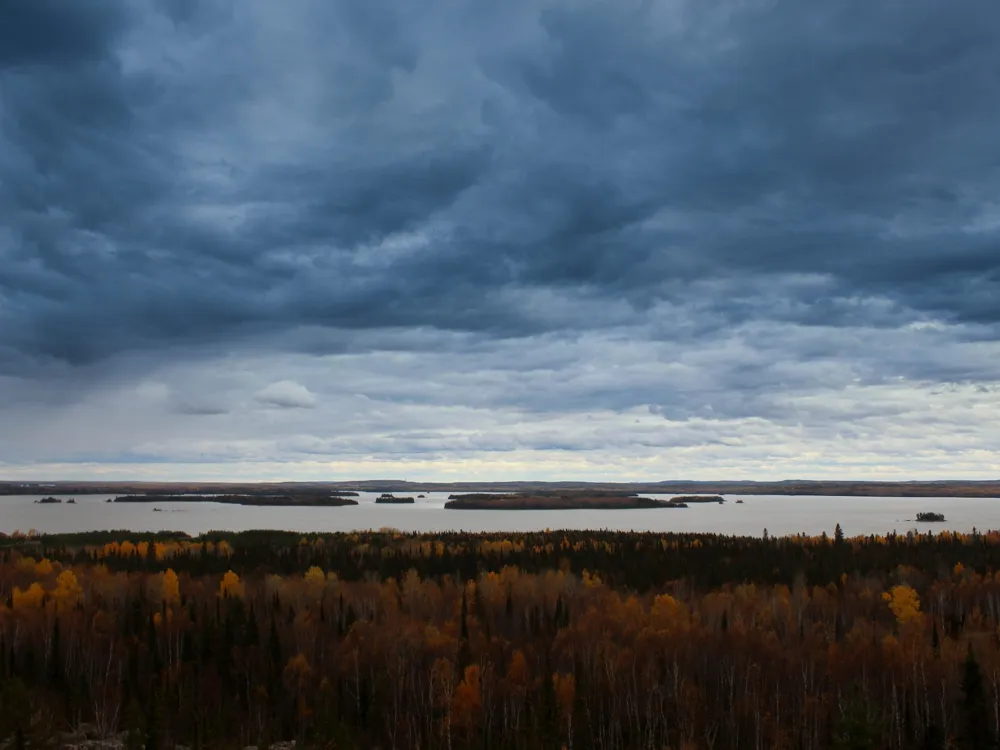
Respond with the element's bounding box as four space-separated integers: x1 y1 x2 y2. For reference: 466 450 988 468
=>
831 689 879 750
460 588 469 640
144 687 160 750
0 679 31 750
123 698 145 750
268 618 282 672
48 617 62 686
922 723 946 750
245 604 259 647
958 644 994 750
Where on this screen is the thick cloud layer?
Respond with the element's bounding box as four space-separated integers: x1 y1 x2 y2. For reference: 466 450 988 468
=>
1 0 998 479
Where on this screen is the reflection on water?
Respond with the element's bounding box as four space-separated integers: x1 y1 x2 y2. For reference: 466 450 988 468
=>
1 493 997 538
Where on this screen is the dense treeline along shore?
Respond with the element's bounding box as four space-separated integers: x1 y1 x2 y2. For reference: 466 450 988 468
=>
110 494 359 507
444 492 693 509
2 527 1000 748
5 478 1000 497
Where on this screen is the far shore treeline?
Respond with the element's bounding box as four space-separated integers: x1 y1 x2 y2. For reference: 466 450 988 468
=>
5 479 1000 497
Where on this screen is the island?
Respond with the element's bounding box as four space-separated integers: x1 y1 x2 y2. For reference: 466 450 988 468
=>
915 512 946 522
375 493 416 504
35 497 63 504
670 495 725 504
110 494 359 507
445 492 689 510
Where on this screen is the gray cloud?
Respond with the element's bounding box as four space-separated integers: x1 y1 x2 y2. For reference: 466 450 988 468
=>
254 381 317 410
0 0 128 67
1 0 999 477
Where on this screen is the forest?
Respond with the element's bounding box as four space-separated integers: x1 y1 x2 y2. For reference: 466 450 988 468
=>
2 526 1000 749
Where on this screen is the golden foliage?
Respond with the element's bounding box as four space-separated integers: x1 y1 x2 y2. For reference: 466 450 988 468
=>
219 570 244 598
284 653 311 685
650 593 689 629
53 569 82 603
506 649 530 691
553 673 575 718
883 584 921 623
451 665 482 728
12 582 45 609
162 568 180 605
304 566 326 584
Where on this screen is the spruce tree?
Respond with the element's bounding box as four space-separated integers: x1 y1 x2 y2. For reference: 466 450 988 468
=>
48 617 62 687
123 699 145 750
831 688 879 750
958 644 994 749
460 588 469 640
922 723 946 750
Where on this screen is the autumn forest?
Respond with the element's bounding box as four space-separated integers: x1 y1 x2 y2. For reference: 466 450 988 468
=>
1 526 1000 749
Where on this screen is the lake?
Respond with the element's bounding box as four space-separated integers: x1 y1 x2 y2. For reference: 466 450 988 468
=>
2 492 998 537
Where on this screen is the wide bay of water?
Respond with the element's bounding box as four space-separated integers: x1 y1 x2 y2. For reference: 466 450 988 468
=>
2 493 999 537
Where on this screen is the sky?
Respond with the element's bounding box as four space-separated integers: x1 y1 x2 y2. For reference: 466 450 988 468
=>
1 0 999 483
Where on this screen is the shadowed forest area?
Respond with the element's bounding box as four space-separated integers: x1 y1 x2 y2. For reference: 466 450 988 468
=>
1 527 1000 748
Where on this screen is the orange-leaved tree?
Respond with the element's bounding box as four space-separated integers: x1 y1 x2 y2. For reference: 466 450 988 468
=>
883 584 921 624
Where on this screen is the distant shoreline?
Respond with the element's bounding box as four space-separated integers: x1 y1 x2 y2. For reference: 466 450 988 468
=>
4 480 1000 498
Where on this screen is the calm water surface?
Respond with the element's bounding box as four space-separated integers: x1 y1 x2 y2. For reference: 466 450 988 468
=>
2 493 999 537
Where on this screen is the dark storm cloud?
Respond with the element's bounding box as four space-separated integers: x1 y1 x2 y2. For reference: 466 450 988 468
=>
0 0 128 67
1 0 999 378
